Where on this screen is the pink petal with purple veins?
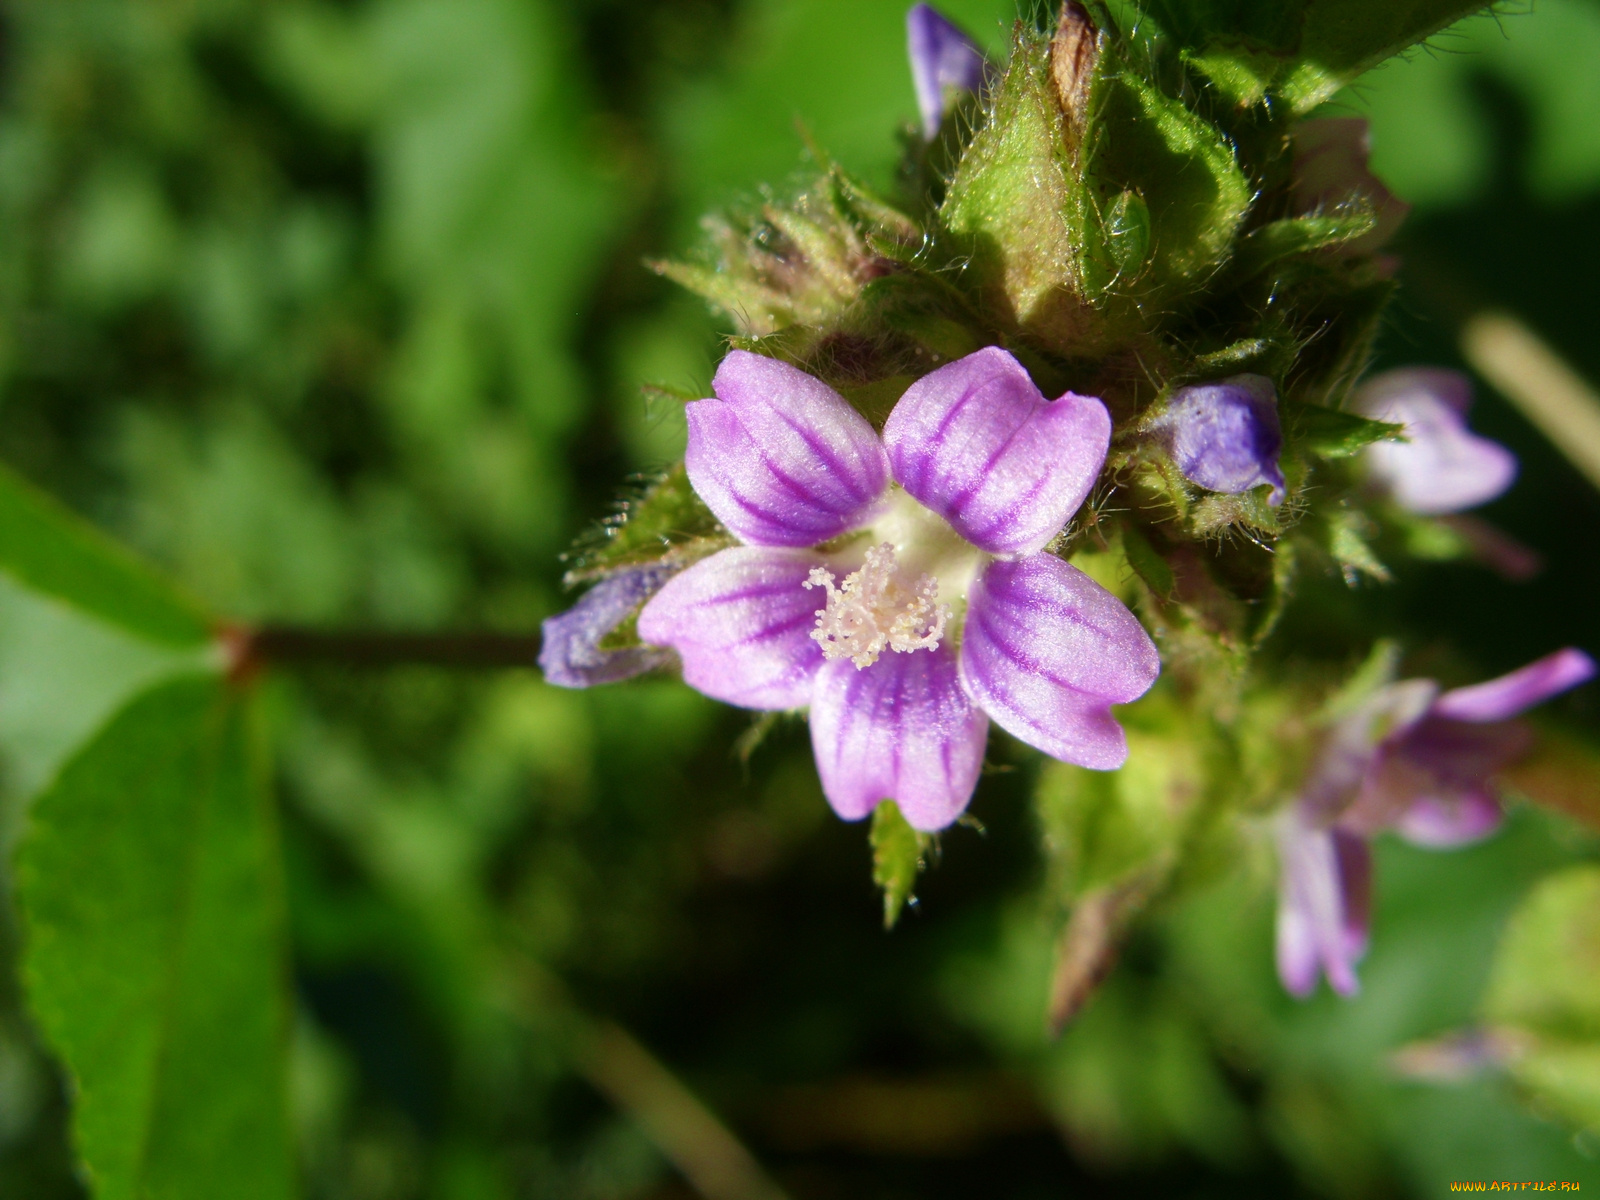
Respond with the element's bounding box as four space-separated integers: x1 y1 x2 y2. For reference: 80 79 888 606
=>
1429 647 1596 722
1394 790 1504 848
1276 810 1368 998
685 350 889 548
808 642 989 831
1354 368 1517 514
958 554 1159 769
883 347 1111 556
636 546 826 710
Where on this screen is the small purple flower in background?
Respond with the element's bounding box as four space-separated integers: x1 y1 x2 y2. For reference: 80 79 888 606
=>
1353 368 1517 515
630 346 1160 831
540 563 680 688
1155 374 1285 505
1291 117 1411 256
907 4 989 140
1277 647 1596 997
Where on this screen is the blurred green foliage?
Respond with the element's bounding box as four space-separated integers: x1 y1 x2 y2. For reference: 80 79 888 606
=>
0 1 1596 1198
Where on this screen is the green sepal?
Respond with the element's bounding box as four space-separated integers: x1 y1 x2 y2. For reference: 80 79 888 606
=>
1322 507 1391 584
0 460 212 647
1230 211 1378 281
654 168 922 338
871 799 933 930
1289 405 1401 459
564 462 729 583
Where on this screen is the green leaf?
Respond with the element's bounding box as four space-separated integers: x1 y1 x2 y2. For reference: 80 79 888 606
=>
1127 0 1492 114
0 461 211 647
871 800 932 930
17 676 292 1200
1484 866 1600 1044
1482 865 1600 1134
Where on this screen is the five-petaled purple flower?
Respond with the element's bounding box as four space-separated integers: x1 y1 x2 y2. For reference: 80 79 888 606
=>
1156 374 1286 505
1353 368 1517 515
907 4 989 140
1277 647 1596 998
631 346 1160 831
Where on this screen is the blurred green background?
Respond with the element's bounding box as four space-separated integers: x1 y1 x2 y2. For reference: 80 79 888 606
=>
0 0 1597 1196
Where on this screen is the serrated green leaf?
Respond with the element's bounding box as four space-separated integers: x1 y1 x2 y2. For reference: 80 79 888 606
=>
871 800 931 930
0 461 211 647
1292 405 1402 458
17 675 292 1200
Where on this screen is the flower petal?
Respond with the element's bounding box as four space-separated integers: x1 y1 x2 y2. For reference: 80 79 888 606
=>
907 4 989 140
809 642 988 831
685 350 889 547
958 554 1159 768
1394 790 1504 848
883 347 1111 555
1276 810 1367 999
636 546 824 710
539 564 678 688
1354 368 1517 514
1429 648 1596 722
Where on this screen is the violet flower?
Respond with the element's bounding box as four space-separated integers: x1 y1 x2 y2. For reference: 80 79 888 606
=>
1155 374 1285 505
539 563 679 688
1277 647 1596 997
1290 117 1410 256
1353 368 1517 515
907 4 988 140
633 347 1160 831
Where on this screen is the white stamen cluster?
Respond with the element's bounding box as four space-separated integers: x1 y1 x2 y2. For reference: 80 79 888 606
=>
804 543 949 669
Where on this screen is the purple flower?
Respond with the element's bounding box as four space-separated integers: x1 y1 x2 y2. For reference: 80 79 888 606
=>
539 563 679 688
1155 374 1285 505
635 347 1160 831
1277 648 1596 997
1353 368 1517 514
907 4 989 140
1291 117 1410 256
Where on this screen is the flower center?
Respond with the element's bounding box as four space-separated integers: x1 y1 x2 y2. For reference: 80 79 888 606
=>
802 488 987 671
805 544 949 668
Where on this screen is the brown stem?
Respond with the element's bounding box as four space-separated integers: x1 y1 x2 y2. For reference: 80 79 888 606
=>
228 625 542 675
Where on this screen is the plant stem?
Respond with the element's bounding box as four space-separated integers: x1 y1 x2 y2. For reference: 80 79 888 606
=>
231 626 543 672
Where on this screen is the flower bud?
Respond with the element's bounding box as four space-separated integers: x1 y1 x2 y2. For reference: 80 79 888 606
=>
539 564 678 688
907 4 988 140
1157 374 1286 505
